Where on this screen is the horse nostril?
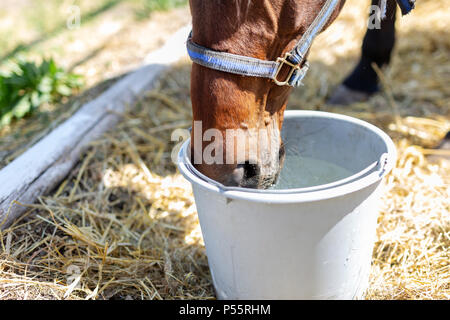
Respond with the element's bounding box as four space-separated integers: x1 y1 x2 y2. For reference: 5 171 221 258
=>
230 165 245 186
229 162 260 187
240 162 260 180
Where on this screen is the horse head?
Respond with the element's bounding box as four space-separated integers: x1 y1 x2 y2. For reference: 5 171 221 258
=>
189 0 345 188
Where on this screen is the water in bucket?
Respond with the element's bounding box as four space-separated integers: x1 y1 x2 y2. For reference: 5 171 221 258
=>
178 111 396 299
270 155 353 190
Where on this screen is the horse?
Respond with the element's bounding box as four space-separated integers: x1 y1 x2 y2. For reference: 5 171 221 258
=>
187 0 415 189
329 0 398 104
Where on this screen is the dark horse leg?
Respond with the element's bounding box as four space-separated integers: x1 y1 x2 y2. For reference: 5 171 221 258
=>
328 0 397 105
329 0 450 157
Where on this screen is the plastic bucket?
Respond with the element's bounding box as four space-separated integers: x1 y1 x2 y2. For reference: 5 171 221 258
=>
177 110 396 299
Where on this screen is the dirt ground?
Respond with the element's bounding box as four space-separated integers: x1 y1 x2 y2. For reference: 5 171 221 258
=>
0 2 191 168
0 0 449 300
0 1 191 84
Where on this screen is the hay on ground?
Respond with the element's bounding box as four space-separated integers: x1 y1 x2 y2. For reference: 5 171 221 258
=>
0 0 449 299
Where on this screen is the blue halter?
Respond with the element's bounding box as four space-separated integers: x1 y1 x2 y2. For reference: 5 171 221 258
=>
187 0 340 87
396 0 415 15
187 0 415 87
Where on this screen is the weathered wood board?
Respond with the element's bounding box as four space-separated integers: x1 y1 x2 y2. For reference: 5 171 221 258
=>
0 25 191 229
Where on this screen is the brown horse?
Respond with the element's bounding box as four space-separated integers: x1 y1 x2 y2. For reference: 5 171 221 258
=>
188 0 346 188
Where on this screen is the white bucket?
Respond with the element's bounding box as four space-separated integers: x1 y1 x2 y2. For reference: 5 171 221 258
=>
177 111 396 300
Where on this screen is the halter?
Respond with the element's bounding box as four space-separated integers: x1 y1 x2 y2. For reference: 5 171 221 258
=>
187 0 415 87
187 0 340 87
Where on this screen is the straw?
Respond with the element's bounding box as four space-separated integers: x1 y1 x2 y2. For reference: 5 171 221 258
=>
0 0 449 299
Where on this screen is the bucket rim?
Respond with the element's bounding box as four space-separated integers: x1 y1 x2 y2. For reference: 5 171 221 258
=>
177 110 397 204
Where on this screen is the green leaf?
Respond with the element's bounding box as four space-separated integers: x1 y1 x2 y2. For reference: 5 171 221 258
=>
56 84 72 96
12 95 33 118
38 76 53 93
0 56 84 125
1 111 13 127
30 91 42 108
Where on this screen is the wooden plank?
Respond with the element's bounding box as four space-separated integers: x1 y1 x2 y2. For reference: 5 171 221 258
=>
0 25 191 228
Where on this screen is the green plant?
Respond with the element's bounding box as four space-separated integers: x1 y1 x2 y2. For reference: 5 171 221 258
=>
0 58 83 127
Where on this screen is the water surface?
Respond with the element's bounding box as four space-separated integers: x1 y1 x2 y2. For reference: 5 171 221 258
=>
270 155 353 190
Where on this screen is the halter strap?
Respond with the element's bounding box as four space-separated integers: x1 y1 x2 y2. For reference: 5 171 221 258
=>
187 0 340 87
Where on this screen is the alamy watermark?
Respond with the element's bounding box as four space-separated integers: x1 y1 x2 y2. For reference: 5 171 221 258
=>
170 121 281 166
368 4 385 30
66 5 81 30
66 264 81 289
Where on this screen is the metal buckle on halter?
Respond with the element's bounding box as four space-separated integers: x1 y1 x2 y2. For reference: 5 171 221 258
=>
273 52 301 86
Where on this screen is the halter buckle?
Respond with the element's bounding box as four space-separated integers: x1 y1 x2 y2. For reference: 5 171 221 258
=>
273 53 300 86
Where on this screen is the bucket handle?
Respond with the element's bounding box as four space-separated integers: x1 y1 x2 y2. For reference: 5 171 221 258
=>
377 153 389 178
180 141 391 196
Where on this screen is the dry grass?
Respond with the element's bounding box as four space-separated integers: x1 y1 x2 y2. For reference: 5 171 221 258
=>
0 5 191 169
0 66 211 300
0 0 449 299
